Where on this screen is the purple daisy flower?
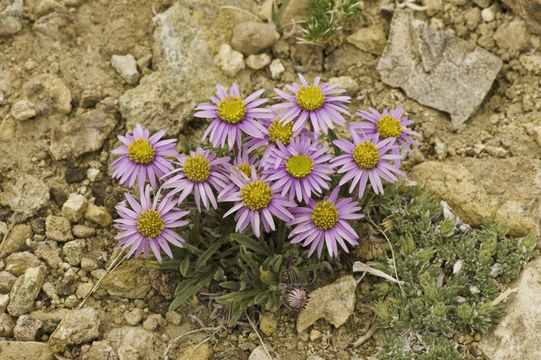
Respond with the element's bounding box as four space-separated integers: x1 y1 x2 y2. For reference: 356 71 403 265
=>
288 188 363 258
114 185 188 263
111 123 178 190
271 74 351 135
264 135 335 203
218 169 295 238
332 133 404 198
161 147 230 212
232 148 259 179
350 107 421 155
194 84 271 150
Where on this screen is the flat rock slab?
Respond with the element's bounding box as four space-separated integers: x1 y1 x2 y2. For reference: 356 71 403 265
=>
49 108 117 160
0 174 49 216
409 157 541 237
377 10 502 128
297 275 357 333
0 341 53 360
479 257 541 359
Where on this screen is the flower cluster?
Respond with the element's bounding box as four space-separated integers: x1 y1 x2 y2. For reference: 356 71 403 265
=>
110 74 420 263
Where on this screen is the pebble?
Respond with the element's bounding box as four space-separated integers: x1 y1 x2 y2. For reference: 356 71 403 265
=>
62 239 85 266
102 260 151 299
72 225 96 238
28 309 69 333
61 193 88 222
64 295 79 308
111 54 140 85
124 308 143 326
346 24 387 55
117 345 140 360
65 167 87 183
49 187 68 206
0 313 15 336
49 308 101 352
30 218 45 234
269 59 285 79
45 215 73 242
0 293 9 313
0 224 32 257
84 204 113 227
5 252 43 276
328 76 359 93
259 312 277 336
0 341 54 360
297 275 357 333
165 311 181 325
249 345 280 360
481 7 495 22
7 266 45 316
80 257 98 271
246 53 272 70
34 243 62 269
76 282 93 299
231 22 280 55
11 100 36 121
13 315 43 341
86 168 102 182
80 89 103 108
81 341 118 360
494 18 531 53
176 343 212 360
215 43 245 77
142 314 162 331
0 271 17 293
0 174 49 217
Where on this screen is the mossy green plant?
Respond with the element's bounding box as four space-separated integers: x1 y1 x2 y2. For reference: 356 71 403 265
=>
364 185 538 358
300 0 361 43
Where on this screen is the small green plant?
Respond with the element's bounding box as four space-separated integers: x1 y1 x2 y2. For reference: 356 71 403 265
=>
300 0 361 43
365 186 538 358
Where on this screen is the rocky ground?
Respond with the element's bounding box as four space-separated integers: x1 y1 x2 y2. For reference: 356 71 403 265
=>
0 0 540 359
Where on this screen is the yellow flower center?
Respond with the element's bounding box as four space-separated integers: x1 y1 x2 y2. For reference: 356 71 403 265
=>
285 154 313 179
137 209 164 239
268 118 294 145
312 200 338 230
241 180 272 211
296 84 325 111
183 154 211 182
352 141 380 169
217 95 247 124
127 138 155 165
377 114 403 139
236 163 252 178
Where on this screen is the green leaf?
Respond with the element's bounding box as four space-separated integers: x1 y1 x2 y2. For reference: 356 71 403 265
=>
196 238 226 269
219 281 240 290
179 256 190 277
229 233 271 256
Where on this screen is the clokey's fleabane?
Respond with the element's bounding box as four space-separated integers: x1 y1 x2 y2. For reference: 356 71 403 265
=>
288 188 364 258
264 135 335 203
272 74 350 135
332 133 404 198
161 147 230 212
194 84 271 150
218 169 295 238
350 107 420 155
114 185 188 263
111 123 178 191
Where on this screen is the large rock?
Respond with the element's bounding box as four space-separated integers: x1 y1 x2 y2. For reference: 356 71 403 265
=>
101 260 152 299
49 308 101 352
479 257 541 359
409 157 541 237
0 174 49 216
121 0 248 134
7 266 45 316
49 108 118 160
0 341 54 360
231 22 280 55
0 224 32 257
5 252 43 276
500 0 541 34
106 326 162 360
297 275 357 333
377 10 502 128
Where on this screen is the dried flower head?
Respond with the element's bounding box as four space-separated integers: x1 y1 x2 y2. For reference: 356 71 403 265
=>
286 288 309 309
